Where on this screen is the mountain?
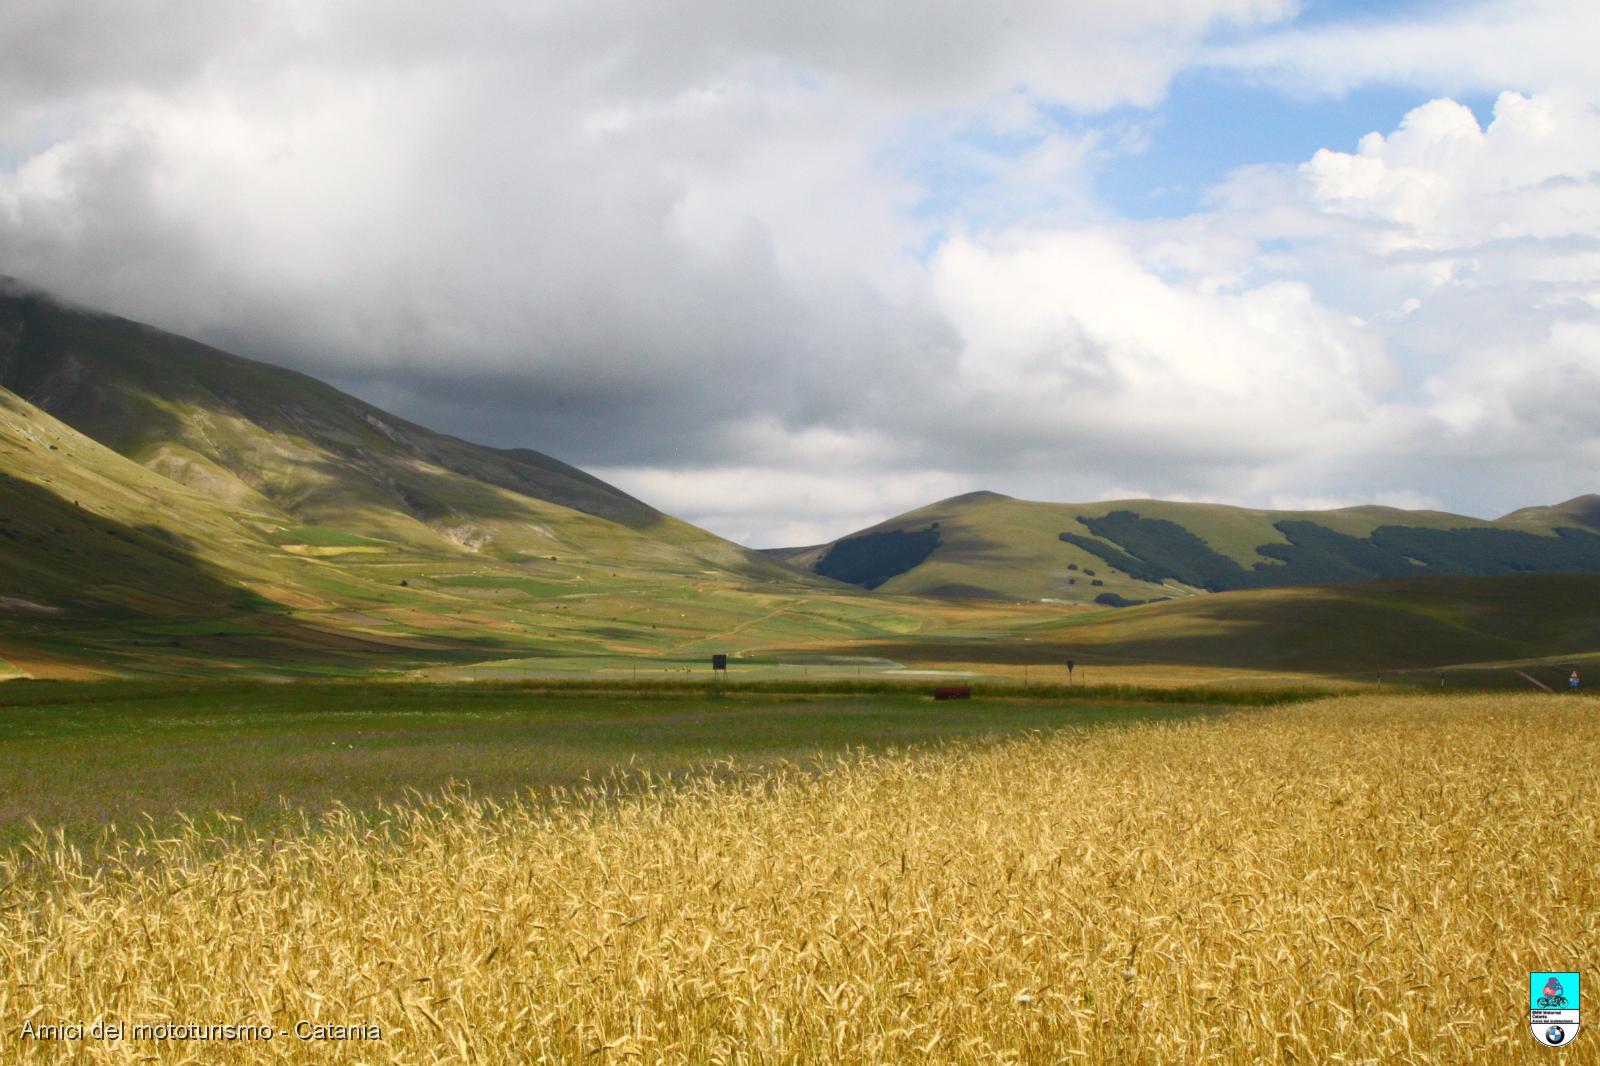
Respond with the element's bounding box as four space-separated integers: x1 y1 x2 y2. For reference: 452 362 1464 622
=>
777 490 1600 602
0 284 767 568
0 284 875 679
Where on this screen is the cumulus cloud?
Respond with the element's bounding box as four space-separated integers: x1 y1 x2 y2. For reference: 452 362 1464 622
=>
929 229 1391 451
2 1 1598 546
1176 89 1600 512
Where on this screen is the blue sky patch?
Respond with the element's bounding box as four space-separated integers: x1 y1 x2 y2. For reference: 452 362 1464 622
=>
1090 73 1494 219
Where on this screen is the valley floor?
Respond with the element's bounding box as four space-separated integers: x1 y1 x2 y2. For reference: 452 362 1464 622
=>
0 683 1214 844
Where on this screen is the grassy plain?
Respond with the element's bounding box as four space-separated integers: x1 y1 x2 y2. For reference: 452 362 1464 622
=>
3 692 1597 1063
0 682 1217 843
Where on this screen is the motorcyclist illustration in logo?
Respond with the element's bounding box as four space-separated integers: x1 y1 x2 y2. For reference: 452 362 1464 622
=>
1530 970 1581 1046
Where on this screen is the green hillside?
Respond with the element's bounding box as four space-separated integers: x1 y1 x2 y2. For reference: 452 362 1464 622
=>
1497 494 1600 533
1 287 974 679
1 377 966 680
0 287 783 578
780 490 1600 603
0 387 280 618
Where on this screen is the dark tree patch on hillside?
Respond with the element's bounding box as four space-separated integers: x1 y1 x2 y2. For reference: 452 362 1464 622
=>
1255 523 1600 583
815 528 942 589
1065 512 1249 590
1057 532 1159 583
1061 510 1600 590
1255 522 1419 582
1370 525 1600 573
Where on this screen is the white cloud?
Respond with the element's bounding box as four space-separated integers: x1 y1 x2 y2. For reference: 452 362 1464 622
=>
1174 90 1600 512
596 463 972 548
1299 92 1600 247
853 85 1600 526
3 1 1600 546
928 227 1393 458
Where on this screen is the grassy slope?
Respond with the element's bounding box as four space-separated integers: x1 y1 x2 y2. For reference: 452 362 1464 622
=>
786 490 1580 603
0 382 952 678
2 289 988 677
0 288 789 581
820 572 1600 681
1497 492 1600 532
0 387 300 615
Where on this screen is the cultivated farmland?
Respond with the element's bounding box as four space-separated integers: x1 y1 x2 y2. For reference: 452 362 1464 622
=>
3 692 1593 1063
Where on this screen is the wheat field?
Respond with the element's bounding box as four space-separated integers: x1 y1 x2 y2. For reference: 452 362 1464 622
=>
3 693 1597 1063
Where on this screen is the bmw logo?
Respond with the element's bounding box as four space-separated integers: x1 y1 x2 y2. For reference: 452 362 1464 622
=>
1546 1025 1566 1045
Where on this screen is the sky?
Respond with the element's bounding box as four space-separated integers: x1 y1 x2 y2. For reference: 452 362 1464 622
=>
3 1 1599 547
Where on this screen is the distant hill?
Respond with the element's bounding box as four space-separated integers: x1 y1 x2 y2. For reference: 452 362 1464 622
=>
776 490 1600 602
1497 494 1600 534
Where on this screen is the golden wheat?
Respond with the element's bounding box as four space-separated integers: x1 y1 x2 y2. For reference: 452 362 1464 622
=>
2 694 1597 1063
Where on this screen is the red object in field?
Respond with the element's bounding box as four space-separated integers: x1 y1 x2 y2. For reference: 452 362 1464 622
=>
933 685 972 701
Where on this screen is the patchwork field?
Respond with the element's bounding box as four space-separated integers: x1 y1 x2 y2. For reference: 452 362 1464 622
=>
4 691 1595 1063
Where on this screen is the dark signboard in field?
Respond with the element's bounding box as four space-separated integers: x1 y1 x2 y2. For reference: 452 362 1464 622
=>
711 654 728 671
933 685 971 701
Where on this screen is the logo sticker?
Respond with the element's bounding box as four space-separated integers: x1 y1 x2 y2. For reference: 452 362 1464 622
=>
1530 971 1581 1047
